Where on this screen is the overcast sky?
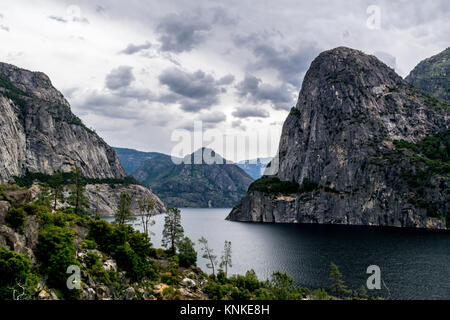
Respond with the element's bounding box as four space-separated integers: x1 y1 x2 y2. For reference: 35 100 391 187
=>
0 0 448 161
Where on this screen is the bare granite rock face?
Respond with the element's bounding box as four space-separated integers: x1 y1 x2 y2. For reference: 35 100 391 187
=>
85 183 167 217
0 62 126 183
227 47 449 230
29 183 167 217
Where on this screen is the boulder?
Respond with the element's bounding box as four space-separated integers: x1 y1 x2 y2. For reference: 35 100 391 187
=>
123 287 137 300
80 287 96 300
181 278 196 288
0 201 10 224
95 285 111 300
103 259 117 272
0 190 31 206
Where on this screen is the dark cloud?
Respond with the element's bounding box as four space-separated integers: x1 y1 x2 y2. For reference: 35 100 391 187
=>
119 42 152 55
211 7 239 26
95 5 106 14
236 74 294 111
217 74 235 85
232 106 270 119
158 68 224 112
231 120 246 130
233 33 320 87
156 12 211 53
198 111 227 124
105 66 135 90
48 15 67 23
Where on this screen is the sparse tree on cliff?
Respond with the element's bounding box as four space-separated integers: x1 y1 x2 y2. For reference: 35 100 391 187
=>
139 197 156 234
35 183 51 207
162 207 184 254
114 192 134 225
219 240 232 277
67 166 89 215
198 237 217 276
49 170 64 210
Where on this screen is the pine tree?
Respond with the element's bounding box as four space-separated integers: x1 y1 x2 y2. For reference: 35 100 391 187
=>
35 183 51 207
219 240 232 277
329 262 350 298
139 197 156 234
198 236 217 275
49 170 64 210
114 192 134 225
67 166 89 215
162 208 184 254
358 284 368 299
177 237 197 268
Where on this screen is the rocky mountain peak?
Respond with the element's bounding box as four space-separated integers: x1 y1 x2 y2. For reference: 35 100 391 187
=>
0 62 68 106
229 47 449 229
0 62 126 182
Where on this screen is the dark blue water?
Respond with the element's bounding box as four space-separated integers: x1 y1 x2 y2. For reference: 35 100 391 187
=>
106 208 450 300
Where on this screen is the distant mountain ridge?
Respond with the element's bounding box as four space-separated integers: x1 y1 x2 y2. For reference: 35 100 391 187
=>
114 147 164 175
132 148 253 208
115 146 267 180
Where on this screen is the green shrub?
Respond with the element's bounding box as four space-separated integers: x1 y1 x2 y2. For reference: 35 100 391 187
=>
230 269 260 292
248 177 319 194
87 219 114 251
84 251 111 285
22 203 49 216
177 237 197 268
81 239 97 249
87 219 157 282
162 286 181 300
248 177 300 194
35 225 78 296
312 288 330 300
0 247 33 300
5 207 27 232
113 242 157 281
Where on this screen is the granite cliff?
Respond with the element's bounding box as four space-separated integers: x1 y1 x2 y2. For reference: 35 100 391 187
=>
0 62 166 216
227 47 449 229
0 62 126 183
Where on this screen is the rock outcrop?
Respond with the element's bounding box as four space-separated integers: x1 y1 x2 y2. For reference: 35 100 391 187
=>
28 183 167 217
0 62 126 183
84 183 167 217
406 47 449 100
227 47 449 229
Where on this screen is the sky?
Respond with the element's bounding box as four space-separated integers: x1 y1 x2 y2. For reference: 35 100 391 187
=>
0 0 448 161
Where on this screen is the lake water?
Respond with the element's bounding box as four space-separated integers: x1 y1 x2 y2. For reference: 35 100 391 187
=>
106 208 450 300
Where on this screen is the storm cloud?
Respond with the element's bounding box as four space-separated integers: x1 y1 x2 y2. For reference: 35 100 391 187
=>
156 12 211 53
105 66 135 90
236 75 295 111
119 42 152 55
158 68 230 112
232 106 270 119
